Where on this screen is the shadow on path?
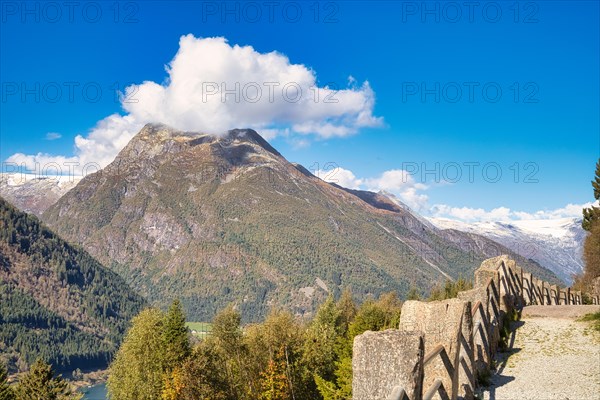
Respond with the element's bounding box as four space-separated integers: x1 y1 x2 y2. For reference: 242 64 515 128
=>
483 320 524 400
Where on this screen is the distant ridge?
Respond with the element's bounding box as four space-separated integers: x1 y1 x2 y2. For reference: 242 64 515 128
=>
0 173 81 216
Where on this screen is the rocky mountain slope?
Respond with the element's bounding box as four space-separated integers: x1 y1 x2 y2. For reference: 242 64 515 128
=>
42 124 560 321
430 217 586 284
0 174 81 217
0 197 146 373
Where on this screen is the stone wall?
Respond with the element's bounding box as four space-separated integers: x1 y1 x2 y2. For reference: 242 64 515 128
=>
352 255 600 400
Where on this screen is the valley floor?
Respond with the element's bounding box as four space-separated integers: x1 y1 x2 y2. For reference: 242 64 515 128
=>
482 305 600 400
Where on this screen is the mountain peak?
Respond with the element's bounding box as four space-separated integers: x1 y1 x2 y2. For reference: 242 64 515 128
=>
225 128 282 158
125 124 282 160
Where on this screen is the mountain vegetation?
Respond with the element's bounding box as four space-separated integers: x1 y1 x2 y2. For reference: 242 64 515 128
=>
427 277 473 301
42 124 561 322
0 197 146 373
0 363 13 400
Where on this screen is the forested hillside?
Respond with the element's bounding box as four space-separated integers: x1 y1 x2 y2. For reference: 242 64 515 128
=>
0 197 146 373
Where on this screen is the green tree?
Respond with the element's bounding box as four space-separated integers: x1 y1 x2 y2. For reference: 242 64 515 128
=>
161 342 230 400
428 283 445 301
14 359 80 400
107 308 166 400
0 363 14 400
258 351 290 400
336 289 357 336
209 306 250 398
303 296 343 382
583 223 600 281
245 309 310 399
372 292 402 329
407 285 422 300
315 292 402 400
163 299 191 370
582 159 600 231
575 159 600 291
428 278 473 301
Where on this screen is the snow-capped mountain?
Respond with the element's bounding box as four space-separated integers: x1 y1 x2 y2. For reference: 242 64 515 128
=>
0 173 81 216
428 217 586 285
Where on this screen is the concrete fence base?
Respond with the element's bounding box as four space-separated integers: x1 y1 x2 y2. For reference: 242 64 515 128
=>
353 330 425 400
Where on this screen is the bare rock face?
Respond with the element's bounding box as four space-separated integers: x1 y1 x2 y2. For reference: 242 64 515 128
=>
353 330 425 400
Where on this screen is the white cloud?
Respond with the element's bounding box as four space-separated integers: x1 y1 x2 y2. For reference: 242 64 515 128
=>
6 152 79 175
45 132 62 140
6 35 382 175
511 202 596 220
124 35 381 137
316 167 429 211
316 167 364 189
72 114 143 169
6 114 143 176
430 202 596 222
315 166 593 223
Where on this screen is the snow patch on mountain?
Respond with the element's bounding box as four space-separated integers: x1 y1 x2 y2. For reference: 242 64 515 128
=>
0 173 81 216
428 217 586 285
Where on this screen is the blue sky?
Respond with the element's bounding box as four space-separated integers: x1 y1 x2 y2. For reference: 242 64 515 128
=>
1 1 598 221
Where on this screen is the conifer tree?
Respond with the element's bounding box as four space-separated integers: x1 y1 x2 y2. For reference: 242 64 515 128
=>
303 296 342 382
336 289 357 336
0 363 14 400
582 159 600 231
583 223 600 280
163 299 191 370
210 306 249 398
14 359 80 400
578 159 600 289
407 285 422 300
107 308 166 400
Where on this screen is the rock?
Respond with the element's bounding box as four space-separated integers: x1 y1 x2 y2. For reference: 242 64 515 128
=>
353 329 424 400
400 299 474 400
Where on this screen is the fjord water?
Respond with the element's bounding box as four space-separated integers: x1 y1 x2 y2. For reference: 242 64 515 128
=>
81 383 107 399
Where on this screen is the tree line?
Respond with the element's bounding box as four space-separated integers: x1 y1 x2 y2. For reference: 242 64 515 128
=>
106 279 471 400
0 278 470 398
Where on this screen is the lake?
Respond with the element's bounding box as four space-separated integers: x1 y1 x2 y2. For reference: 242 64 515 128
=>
80 383 107 399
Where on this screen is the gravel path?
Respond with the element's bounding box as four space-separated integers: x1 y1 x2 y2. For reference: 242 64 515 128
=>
482 306 600 400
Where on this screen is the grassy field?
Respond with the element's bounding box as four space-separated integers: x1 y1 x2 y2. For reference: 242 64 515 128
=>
186 322 212 337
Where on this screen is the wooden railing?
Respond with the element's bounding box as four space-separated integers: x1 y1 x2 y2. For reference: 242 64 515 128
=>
352 255 600 400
